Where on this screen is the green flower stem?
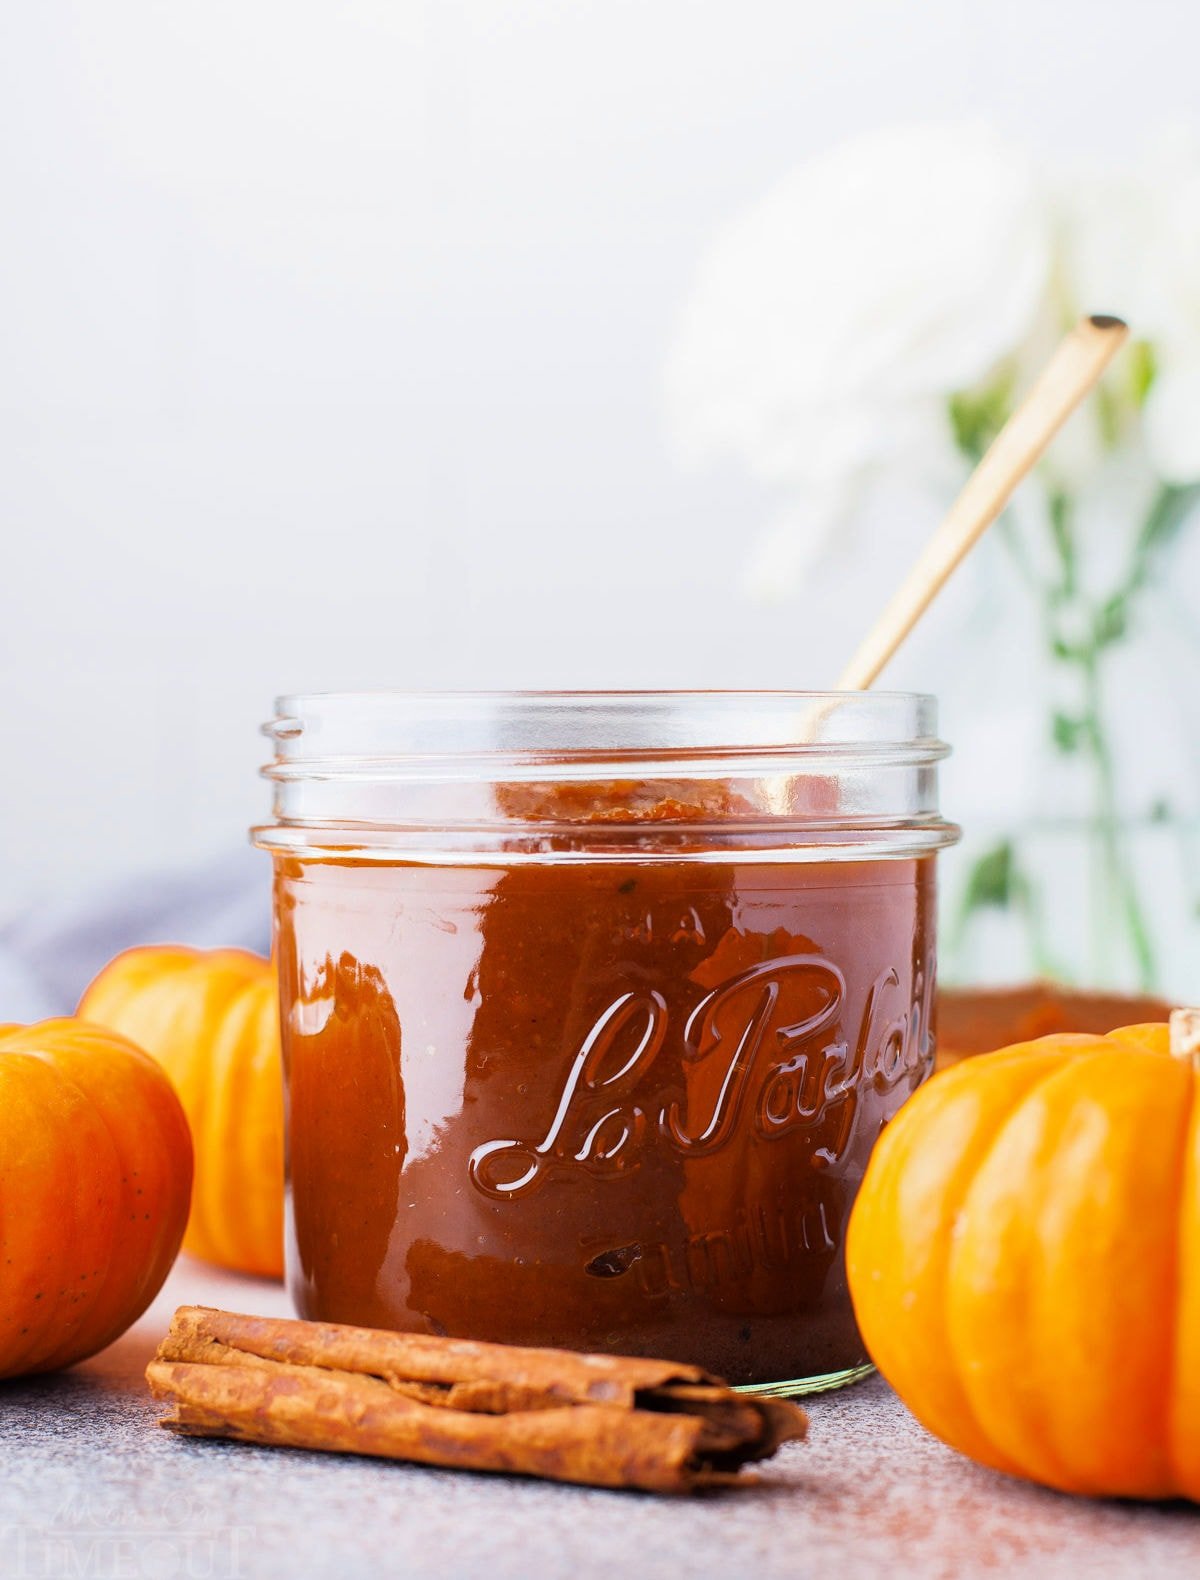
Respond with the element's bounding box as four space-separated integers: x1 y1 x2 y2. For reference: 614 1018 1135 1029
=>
1078 647 1157 988
1043 490 1158 990
978 486 1180 990
947 382 1197 989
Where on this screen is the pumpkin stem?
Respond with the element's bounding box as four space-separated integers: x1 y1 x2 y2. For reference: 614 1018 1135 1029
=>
1170 1009 1200 1069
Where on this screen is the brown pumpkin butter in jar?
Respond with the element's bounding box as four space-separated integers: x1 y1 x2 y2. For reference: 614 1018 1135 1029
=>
257 692 958 1394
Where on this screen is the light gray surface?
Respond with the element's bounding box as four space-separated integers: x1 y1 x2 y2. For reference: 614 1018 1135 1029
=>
2 1261 1198 1580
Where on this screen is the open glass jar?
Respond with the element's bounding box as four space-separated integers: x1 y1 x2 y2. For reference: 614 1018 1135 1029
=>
254 691 958 1395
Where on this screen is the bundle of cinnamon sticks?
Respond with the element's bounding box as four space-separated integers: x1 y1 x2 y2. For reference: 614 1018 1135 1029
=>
147 1307 807 1494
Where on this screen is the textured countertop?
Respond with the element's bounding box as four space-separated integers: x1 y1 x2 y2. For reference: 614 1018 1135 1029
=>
3 1260 1198 1580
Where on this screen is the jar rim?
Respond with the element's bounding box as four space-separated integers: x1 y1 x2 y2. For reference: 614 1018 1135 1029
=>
273 686 937 699
271 687 938 711
263 689 945 761
254 689 958 861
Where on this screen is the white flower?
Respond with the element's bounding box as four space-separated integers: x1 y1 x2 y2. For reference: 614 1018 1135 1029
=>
666 120 1200 598
1139 134 1200 481
1053 126 1200 484
1146 361 1200 481
664 124 1051 503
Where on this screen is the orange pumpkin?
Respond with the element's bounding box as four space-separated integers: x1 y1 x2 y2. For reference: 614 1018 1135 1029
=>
0 1019 191 1378
846 1011 1200 1500
79 947 283 1279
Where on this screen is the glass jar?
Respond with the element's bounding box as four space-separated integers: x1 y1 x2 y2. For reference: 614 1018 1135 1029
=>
254 691 958 1395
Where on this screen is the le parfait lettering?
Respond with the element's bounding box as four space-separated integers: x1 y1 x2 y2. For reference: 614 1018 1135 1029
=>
468 955 932 1200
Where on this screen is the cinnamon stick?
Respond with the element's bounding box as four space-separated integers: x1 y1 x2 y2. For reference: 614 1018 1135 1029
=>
146 1307 807 1494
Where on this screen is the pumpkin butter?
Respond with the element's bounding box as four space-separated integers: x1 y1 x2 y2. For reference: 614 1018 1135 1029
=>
257 692 957 1392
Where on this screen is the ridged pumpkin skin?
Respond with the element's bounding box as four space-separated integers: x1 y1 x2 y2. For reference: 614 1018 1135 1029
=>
846 1023 1200 1500
0 1019 192 1378
79 947 283 1279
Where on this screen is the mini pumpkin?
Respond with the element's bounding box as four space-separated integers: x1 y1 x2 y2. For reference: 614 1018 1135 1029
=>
0 1019 192 1378
79 947 283 1279
846 1011 1200 1500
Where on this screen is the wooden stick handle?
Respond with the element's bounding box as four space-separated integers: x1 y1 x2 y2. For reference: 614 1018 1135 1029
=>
836 315 1130 691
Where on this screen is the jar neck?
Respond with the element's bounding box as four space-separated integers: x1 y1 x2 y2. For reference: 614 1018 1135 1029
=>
253 691 959 862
